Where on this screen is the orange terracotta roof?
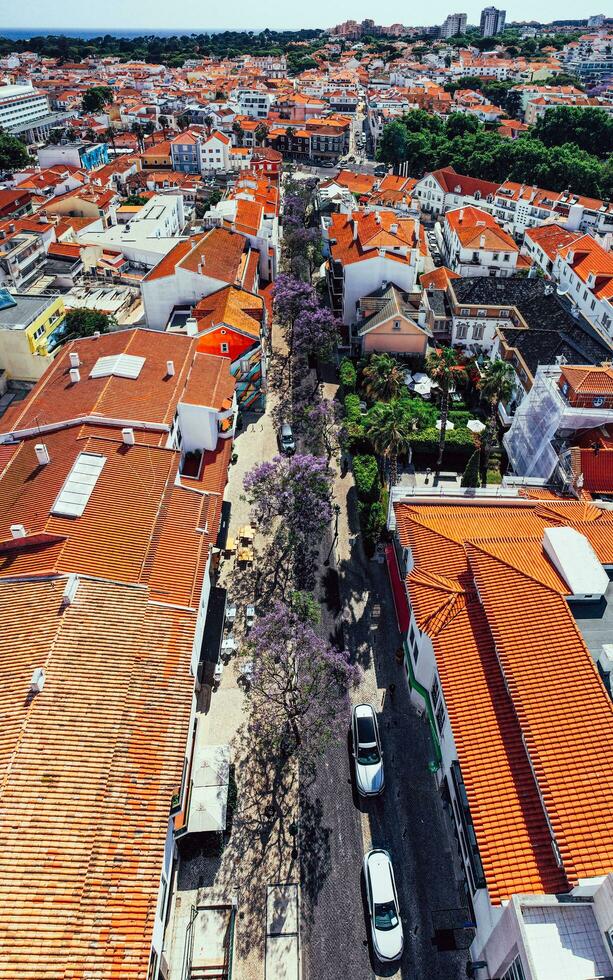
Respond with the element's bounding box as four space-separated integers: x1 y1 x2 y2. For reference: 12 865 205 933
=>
558 235 613 300
178 228 250 285
561 364 613 395
420 266 460 289
1 329 196 434
394 498 613 903
182 352 235 411
328 210 417 269
193 284 263 339
446 206 518 252
0 576 194 980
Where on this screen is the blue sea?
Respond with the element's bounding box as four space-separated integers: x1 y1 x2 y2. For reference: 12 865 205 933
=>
0 28 230 40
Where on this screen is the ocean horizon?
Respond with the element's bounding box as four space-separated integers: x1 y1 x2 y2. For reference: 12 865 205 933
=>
0 27 237 40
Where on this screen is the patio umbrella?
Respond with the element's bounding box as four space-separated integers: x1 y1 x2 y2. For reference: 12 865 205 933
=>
436 419 455 430
467 419 486 434
413 380 433 396
412 371 429 383
403 372 414 386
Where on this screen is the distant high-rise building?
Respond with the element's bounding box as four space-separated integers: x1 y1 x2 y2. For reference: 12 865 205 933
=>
440 12 467 38
587 13 605 27
480 6 506 35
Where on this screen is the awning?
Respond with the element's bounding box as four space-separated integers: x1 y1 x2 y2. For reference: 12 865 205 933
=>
187 744 231 834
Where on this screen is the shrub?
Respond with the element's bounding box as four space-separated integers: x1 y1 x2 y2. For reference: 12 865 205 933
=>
461 450 480 488
363 500 386 556
344 392 362 426
353 454 380 502
339 357 357 391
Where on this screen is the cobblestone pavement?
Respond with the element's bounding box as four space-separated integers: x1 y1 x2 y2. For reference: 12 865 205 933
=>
300 380 469 980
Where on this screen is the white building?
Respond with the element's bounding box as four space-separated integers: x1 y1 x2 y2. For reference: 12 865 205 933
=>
324 210 422 326
79 194 185 269
442 206 520 278
200 131 232 172
232 89 274 119
0 83 59 143
553 233 613 340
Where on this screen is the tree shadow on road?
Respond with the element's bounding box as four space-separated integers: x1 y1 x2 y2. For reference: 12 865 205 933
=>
298 781 332 919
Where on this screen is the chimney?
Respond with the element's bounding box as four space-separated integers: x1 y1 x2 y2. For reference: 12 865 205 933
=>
198 256 205 274
29 667 46 695
390 222 398 234
69 351 80 368
8 222 15 233
352 219 358 241
69 368 80 384
185 317 198 337
10 524 26 539
93 330 101 338
479 234 486 249
166 359 175 376
62 573 79 607
459 208 464 222
35 443 50 466
121 427 135 445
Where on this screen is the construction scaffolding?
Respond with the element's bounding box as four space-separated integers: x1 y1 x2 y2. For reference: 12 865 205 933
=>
504 365 613 481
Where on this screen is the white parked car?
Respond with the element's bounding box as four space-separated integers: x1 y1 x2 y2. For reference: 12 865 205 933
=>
363 849 404 962
351 703 384 796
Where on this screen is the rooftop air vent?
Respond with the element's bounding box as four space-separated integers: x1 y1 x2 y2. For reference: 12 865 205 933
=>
166 359 175 376
35 443 50 466
69 368 80 384
121 427 135 445
69 352 80 369
185 317 198 337
30 667 45 694
10 524 26 539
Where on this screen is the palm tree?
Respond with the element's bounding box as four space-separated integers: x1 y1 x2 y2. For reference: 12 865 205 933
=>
477 358 515 484
105 126 117 157
426 347 467 476
204 114 214 135
362 353 406 402
158 114 168 138
366 400 413 487
254 122 269 146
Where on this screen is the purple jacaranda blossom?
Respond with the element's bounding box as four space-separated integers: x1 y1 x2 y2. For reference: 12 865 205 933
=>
243 600 360 765
293 305 340 361
272 273 317 327
243 453 333 549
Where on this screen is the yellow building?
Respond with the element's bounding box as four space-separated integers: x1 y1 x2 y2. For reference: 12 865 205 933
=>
0 290 65 381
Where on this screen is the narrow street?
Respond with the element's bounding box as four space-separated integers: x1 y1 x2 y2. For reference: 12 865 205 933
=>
299 374 470 980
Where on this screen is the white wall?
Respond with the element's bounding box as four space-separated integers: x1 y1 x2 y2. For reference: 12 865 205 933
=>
177 401 218 452
342 253 417 325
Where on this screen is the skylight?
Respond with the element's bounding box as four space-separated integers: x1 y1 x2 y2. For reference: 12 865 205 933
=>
51 453 106 518
89 353 145 380
0 288 17 312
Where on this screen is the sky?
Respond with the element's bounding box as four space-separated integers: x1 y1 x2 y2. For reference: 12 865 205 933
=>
0 0 590 32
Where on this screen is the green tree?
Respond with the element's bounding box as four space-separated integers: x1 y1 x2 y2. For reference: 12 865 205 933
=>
254 122 269 146
362 353 406 402
63 308 114 342
376 120 408 169
82 85 113 113
426 347 467 476
366 400 413 487
353 454 380 502
232 120 244 144
477 358 515 484
534 106 613 159
0 132 29 171
461 450 480 488
446 112 479 139
158 114 169 137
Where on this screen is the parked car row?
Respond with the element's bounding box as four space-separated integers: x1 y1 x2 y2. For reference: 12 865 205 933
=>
427 231 443 267
351 703 404 963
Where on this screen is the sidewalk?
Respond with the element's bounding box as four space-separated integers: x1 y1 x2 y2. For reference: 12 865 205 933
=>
164 333 301 980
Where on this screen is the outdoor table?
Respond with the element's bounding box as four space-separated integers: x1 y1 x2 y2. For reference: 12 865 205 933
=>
225 536 236 554
221 636 238 652
225 602 237 624
239 525 255 542
246 605 256 628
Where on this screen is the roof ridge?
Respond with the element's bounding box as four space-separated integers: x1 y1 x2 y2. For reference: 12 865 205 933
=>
464 538 562 596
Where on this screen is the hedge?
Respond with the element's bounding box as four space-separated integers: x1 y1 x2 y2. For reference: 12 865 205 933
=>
353 454 380 502
339 357 357 391
344 393 362 426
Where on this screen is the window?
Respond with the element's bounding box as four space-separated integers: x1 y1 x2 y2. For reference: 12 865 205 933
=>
477 309 486 317
456 322 468 340
472 324 485 341
503 253 510 261
460 308 470 316
392 319 401 331
220 342 229 353
435 699 446 734
502 956 526 980
430 674 440 706
499 309 509 318
493 253 499 261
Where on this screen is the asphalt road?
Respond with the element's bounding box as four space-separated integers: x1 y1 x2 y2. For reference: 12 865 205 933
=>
300 498 470 980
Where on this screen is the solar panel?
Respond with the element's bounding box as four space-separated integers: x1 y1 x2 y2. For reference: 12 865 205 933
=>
89 353 145 380
0 287 17 312
51 453 106 518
